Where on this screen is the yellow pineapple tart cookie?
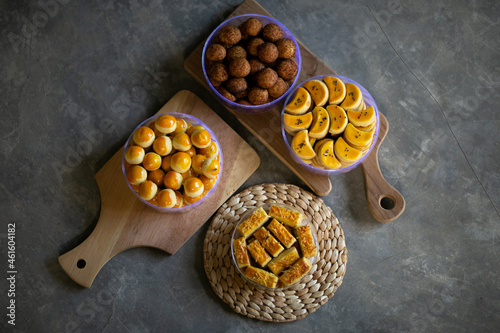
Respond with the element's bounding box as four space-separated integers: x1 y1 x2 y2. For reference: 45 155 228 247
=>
171 118 188 135
124 145 145 165
191 154 207 175
155 114 177 134
201 156 220 179
142 152 162 171
138 180 157 201
283 76 378 170
127 165 147 186
152 136 173 156
147 169 165 187
170 151 192 173
172 132 192 151
133 126 155 148
183 177 204 198
198 141 219 158
156 189 177 208
191 128 211 149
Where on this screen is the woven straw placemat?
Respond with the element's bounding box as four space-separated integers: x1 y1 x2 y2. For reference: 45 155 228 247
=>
203 183 347 322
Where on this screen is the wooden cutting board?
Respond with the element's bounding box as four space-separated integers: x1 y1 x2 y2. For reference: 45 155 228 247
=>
59 90 260 288
184 0 405 222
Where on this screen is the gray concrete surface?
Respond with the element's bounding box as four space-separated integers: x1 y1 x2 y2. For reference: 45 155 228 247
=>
1 0 499 332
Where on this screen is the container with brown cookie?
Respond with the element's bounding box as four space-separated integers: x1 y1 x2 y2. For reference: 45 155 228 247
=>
202 14 301 114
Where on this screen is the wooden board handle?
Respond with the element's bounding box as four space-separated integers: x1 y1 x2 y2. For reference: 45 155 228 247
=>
361 113 405 223
58 231 111 288
58 152 142 288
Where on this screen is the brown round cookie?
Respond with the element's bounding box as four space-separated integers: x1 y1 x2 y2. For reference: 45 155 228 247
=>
268 77 289 98
217 86 236 102
208 63 229 82
248 86 269 105
257 42 279 64
246 37 264 57
228 58 251 78
255 67 278 89
276 58 298 81
248 58 265 75
206 44 226 62
209 78 222 88
225 77 248 94
239 18 263 37
226 46 247 61
235 90 248 99
218 26 242 45
276 38 296 59
262 23 283 42
236 98 252 106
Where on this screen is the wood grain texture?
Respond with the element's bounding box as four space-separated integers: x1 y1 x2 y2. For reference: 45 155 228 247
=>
361 113 405 222
184 0 405 222
58 90 260 287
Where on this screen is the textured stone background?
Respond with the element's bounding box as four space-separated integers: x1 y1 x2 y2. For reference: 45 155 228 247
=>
1 0 499 332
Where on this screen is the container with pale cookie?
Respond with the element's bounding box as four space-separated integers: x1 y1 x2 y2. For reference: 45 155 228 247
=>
231 203 318 289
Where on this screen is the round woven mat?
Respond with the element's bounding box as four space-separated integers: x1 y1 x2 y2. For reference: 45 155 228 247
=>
203 183 347 322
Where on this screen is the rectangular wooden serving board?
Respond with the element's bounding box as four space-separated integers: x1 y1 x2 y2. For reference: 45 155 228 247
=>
59 90 260 287
184 0 337 196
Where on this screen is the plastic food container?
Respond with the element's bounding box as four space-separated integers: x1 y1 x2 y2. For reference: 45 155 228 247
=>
202 14 301 114
122 113 222 213
281 75 380 175
231 204 318 289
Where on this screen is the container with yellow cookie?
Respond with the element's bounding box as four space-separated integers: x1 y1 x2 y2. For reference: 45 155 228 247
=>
282 75 380 175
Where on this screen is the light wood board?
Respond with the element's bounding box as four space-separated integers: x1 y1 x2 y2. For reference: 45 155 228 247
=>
59 90 260 287
184 0 405 222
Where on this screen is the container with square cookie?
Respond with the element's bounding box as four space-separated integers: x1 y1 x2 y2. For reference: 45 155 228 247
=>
231 204 318 289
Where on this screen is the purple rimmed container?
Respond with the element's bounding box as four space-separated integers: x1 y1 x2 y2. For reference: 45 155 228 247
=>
202 14 302 114
281 75 380 176
122 113 223 213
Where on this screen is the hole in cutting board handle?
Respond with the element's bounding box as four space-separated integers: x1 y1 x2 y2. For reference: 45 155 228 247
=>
380 196 395 210
77 259 86 269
